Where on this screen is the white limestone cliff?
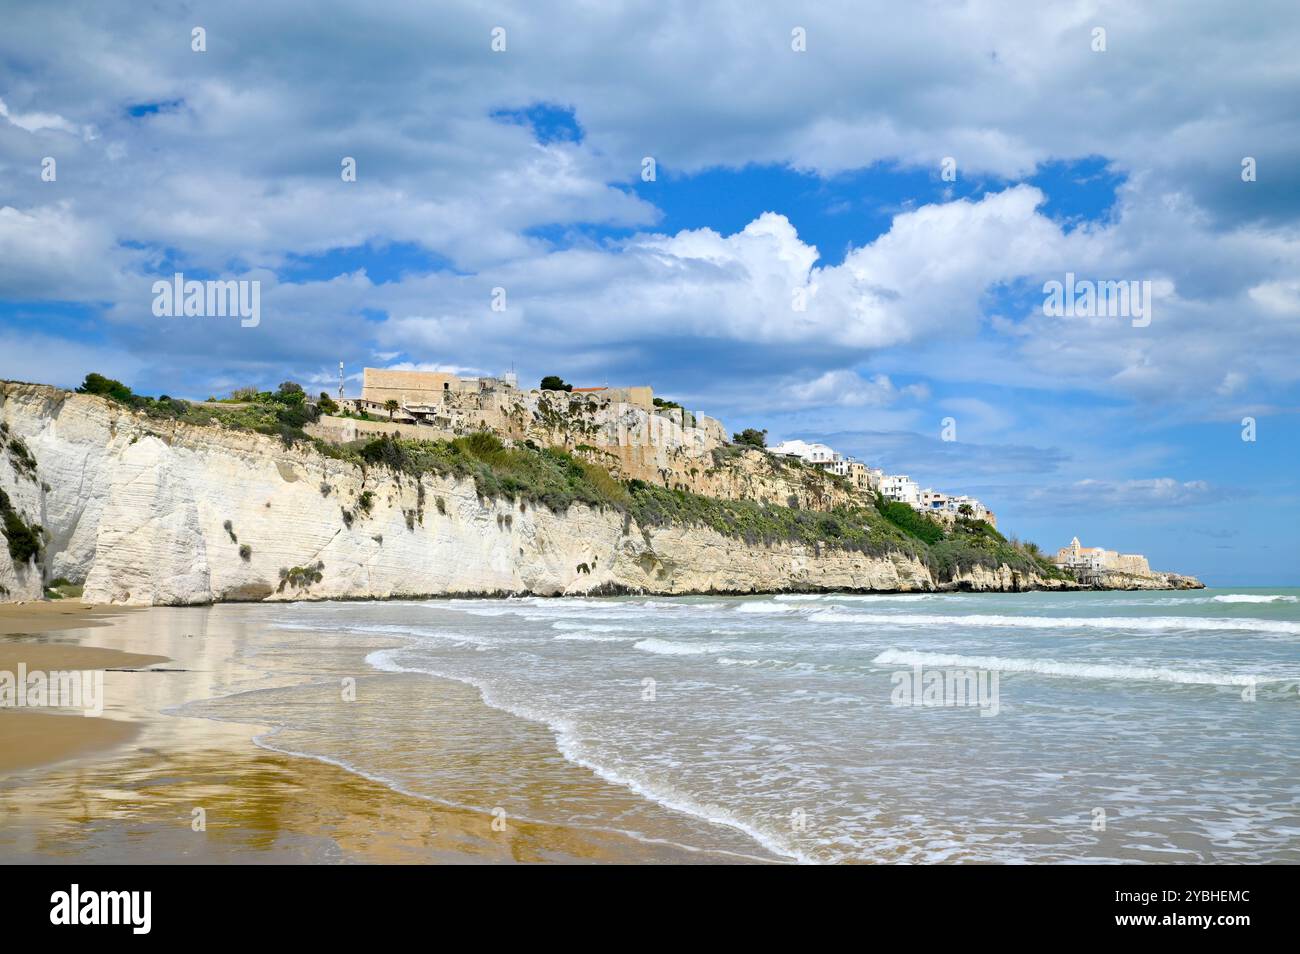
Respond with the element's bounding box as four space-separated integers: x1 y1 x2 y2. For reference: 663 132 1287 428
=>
0 382 1194 606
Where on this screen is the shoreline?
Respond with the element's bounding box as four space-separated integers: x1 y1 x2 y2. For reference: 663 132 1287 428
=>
0 600 770 863
0 571 1202 613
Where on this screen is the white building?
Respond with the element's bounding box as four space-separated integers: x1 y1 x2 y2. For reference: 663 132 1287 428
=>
770 439 841 465
879 474 921 505
772 439 881 493
946 495 992 521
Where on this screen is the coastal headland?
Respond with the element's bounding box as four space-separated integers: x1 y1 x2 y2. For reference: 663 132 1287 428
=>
0 378 1201 606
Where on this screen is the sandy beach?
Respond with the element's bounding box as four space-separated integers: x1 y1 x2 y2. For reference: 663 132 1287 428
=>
0 600 742 864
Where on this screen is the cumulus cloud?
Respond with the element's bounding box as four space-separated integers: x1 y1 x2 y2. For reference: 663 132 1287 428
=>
0 0 1297 423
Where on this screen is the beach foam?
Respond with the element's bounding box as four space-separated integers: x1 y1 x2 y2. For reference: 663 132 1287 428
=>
872 649 1265 686
1212 594 1299 604
813 610 1300 635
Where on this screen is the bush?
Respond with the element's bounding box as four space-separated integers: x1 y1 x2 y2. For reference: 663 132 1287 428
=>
353 432 628 514
277 382 305 405
731 428 767 448
278 561 324 592
8 437 37 478
626 482 917 556
77 373 135 403
875 496 945 544
0 489 43 563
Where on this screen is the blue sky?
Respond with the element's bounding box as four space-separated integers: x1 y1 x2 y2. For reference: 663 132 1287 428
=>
2 1 1298 584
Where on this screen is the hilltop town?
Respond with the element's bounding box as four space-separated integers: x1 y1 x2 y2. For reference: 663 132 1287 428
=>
321 366 998 525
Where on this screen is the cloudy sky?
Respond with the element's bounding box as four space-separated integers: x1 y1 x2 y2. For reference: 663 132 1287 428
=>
2 1 1297 584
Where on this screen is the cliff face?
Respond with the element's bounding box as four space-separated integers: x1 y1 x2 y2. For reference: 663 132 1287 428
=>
0 383 1193 605
310 413 858 512
0 383 937 605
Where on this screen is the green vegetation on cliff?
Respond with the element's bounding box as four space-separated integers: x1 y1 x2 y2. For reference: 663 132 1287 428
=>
0 489 43 563
354 432 629 512
346 432 1060 578
627 480 918 557
76 373 325 445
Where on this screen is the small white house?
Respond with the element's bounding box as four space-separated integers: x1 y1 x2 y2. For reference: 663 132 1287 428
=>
880 474 921 505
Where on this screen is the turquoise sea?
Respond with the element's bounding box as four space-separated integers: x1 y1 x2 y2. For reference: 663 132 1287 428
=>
189 587 1300 863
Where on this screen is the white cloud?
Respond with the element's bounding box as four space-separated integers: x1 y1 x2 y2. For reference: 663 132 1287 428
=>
789 371 929 408
0 97 93 138
1027 478 1231 510
0 0 1297 418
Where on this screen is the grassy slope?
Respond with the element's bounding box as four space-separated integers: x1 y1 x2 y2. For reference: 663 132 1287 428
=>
340 434 1066 580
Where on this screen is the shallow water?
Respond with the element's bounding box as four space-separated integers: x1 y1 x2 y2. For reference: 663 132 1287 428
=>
192 588 1300 863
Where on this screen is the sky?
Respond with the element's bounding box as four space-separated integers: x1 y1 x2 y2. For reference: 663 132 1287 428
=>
1 1 1298 585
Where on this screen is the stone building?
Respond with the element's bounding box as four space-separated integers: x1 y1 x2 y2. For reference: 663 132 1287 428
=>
1054 537 1150 575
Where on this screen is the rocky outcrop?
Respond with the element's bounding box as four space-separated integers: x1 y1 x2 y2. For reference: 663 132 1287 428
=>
1088 569 1204 590
936 563 1079 593
0 382 1200 605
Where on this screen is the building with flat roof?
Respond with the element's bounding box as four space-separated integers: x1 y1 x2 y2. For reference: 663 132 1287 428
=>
1054 537 1150 575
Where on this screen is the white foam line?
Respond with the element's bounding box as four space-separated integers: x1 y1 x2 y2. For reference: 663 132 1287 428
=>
816 611 1300 635
366 648 810 863
1212 594 1298 604
872 649 1267 686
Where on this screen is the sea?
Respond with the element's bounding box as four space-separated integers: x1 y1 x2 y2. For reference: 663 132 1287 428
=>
185 588 1300 863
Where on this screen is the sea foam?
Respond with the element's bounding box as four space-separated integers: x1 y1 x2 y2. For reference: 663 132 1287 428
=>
872 649 1265 686
815 611 1300 635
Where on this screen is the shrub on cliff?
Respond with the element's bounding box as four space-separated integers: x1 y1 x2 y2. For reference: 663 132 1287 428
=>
874 496 944 545
0 489 43 564
354 432 629 513
75 373 191 420
77 373 135 404
923 518 1064 579
625 482 916 556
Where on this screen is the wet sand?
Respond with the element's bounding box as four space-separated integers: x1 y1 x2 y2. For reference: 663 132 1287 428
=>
0 711 140 774
0 602 740 864
0 600 140 636
0 605 164 774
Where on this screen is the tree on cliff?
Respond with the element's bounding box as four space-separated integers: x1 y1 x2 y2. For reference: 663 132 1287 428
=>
540 375 572 392
732 428 767 448
77 373 135 404
276 381 305 405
